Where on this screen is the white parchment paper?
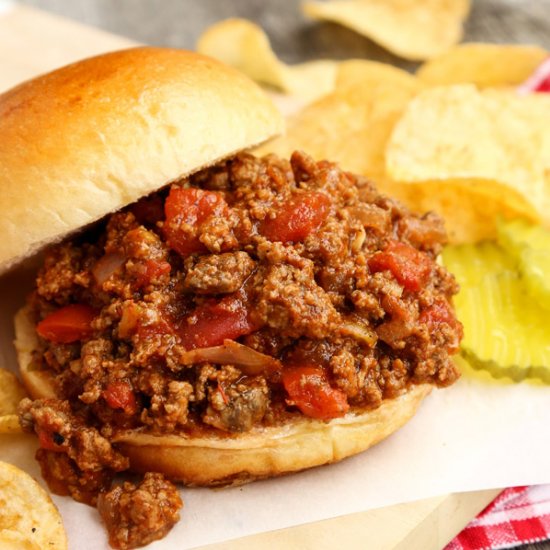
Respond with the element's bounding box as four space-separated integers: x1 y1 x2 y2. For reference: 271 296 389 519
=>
1 265 550 549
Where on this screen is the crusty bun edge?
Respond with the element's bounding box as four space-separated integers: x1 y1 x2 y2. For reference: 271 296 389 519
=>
0 47 284 274
15 305 431 487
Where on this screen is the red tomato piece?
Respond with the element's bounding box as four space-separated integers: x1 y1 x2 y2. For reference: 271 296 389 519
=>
282 365 349 421
179 294 259 350
368 240 434 292
420 299 463 353
136 311 175 340
519 57 550 93
164 187 231 256
103 381 138 415
38 430 65 452
36 304 96 344
133 259 171 288
261 192 331 243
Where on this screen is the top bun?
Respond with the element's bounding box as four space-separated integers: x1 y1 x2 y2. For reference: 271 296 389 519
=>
0 47 283 274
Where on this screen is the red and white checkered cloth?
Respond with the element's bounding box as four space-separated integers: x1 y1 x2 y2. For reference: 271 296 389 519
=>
446 486 550 550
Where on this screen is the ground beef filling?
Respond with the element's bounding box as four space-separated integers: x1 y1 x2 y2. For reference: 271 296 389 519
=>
97 473 182 550
23 151 462 548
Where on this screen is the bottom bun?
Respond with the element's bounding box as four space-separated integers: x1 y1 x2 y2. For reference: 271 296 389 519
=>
15 305 431 487
113 384 430 486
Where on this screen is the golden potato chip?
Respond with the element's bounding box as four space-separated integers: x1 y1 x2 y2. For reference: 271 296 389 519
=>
386 180 524 244
335 59 423 92
0 530 40 550
0 461 67 550
417 43 549 88
303 0 471 61
0 369 27 416
386 84 550 225
197 18 338 103
0 416 21 435
257 64 423 181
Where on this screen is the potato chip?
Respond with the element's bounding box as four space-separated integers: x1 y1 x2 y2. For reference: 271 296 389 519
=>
197 18 338 103
386 85 550 226
386 180 525 244
302 0 471 61
335 59 423 92
417 43 549 88
257 63 423 181
0 416 21 435
0 461 67 550
257 67 506 243
0 369 27 416
0 530 40 550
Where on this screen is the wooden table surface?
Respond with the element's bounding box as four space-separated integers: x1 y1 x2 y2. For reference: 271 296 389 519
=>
4 1 550 549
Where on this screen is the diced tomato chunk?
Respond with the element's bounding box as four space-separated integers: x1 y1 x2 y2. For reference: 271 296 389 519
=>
179 294 259 349
36 304 96 344
103 381 138 415
164 187 231 256
134 259 171 288
261 191 331 243
368 240 433 292
282 365 349 421
519 57 550 93
38 430 65 452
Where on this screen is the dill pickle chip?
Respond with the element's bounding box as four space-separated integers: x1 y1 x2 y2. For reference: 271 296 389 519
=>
442 242 550 383
497 218 550 310
442 240 513 285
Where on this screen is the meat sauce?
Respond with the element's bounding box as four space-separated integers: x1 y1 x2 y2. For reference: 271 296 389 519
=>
20 151 462 548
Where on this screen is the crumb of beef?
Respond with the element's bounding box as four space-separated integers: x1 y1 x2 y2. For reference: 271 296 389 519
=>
253 261 340 339
19 398 129 505
97 473 182 550
141 380 193 432
183 251 255 294
35 449 114 506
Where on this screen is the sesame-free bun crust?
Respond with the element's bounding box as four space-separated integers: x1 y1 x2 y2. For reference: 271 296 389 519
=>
0 47 283 274
15 305 430 487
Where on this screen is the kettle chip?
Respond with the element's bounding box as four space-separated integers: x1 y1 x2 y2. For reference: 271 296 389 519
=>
0 461 67 550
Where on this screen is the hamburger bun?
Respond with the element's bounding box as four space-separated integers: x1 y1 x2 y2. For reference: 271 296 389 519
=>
14 304 430 486
0 47 283 274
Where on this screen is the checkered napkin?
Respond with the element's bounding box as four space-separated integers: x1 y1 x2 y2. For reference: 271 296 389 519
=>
445 486 550 550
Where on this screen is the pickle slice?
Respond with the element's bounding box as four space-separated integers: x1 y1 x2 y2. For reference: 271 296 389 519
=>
442 242 550 383
497 218 550 311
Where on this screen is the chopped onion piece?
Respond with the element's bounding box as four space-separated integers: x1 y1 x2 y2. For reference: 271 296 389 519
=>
347 204 389 233
179 340 281 376
92 252 126 285
339 321 377 347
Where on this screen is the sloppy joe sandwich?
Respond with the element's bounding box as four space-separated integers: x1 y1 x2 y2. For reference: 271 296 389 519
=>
1 47 462 548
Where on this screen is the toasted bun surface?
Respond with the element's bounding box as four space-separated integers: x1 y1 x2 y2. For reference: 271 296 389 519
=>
15 305 430 487
0 47 283 274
